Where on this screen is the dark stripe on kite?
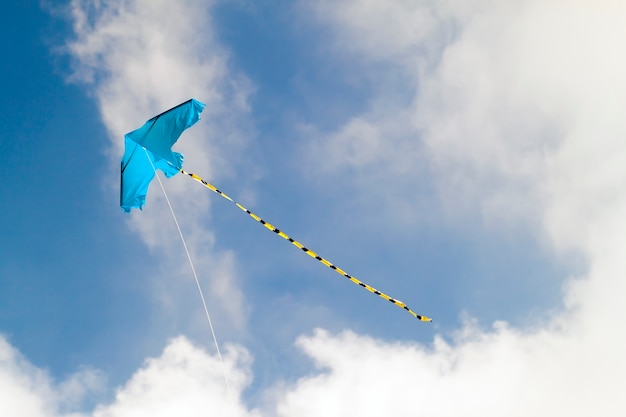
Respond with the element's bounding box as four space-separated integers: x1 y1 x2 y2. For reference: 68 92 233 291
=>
148 99 194 121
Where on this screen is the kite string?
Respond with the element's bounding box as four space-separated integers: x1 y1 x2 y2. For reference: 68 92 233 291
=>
145 152 235 403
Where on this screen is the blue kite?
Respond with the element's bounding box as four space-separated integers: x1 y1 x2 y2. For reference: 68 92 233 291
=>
120 98 206 212
120 99 431 322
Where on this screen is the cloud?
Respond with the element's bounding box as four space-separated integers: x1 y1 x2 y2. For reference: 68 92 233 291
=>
277 319 625 416
65 0 254 331
0 334 104 417
0 333 259 417
303 0 626 233
280 0 626 415
92 336 259 417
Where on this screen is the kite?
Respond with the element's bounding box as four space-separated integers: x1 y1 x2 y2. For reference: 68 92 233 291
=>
121 99 205 212
121 99 432 322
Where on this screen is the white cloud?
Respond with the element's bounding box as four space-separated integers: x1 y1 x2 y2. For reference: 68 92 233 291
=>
303 1 626 231
414 1 626 238
0 335 57 417
0 334 259 417
277 320 625 416
283 0 626 415
66 0 254 331
305 0 439 63
92 337 259 417
0 334 104 417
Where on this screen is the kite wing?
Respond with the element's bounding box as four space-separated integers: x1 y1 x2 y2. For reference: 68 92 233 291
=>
120 99 206 212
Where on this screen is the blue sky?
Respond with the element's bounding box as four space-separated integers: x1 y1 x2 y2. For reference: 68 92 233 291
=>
1 1 625 416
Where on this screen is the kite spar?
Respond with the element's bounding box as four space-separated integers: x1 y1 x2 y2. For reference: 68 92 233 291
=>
121 98 432 322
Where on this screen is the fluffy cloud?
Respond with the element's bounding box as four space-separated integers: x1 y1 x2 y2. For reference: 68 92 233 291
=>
279 305 624 415
0 334 104 417
0 334 258 417
286 0 626 415
305 0 626 233
66 0 254 331
92 337 259 417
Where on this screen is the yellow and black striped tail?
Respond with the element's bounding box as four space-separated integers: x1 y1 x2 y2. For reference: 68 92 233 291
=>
181 169 432 322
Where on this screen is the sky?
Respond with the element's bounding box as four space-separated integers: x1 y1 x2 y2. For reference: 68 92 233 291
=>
1 0 625 415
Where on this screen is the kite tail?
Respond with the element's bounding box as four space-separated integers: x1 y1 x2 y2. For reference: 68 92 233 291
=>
181 169 432 322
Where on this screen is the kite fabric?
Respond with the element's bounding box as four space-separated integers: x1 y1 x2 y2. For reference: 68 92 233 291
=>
121 99 431 322
120 99 206 212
